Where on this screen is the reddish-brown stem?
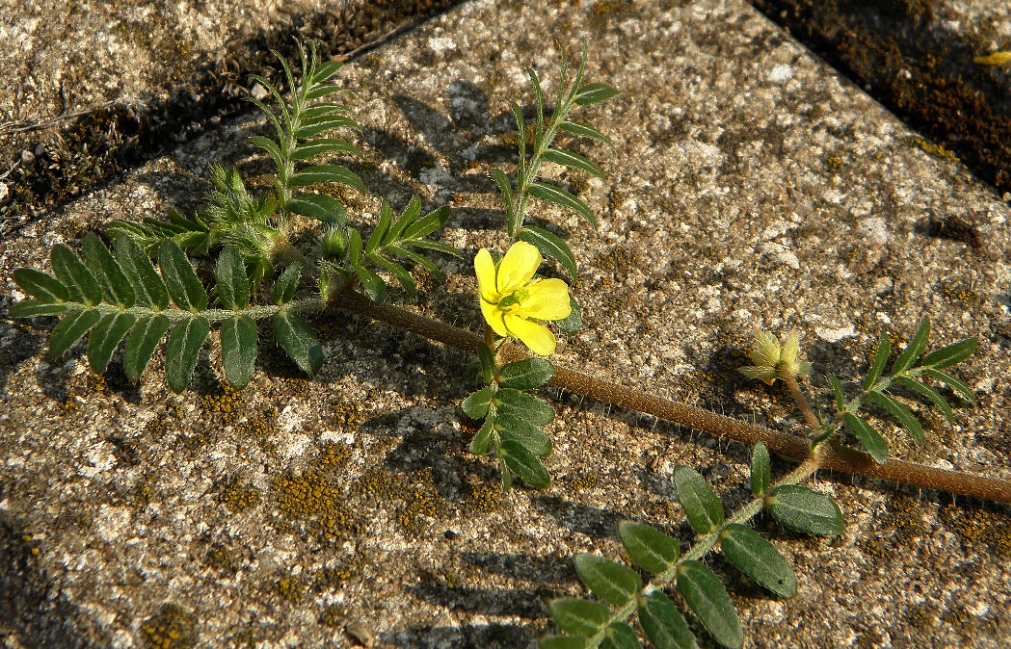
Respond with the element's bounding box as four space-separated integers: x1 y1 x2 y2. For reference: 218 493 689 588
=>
780 369 820 431
332 290 1011 504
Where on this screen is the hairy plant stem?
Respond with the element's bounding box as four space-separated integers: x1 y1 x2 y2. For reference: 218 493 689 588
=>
330 289 1011 504
780 369 820 431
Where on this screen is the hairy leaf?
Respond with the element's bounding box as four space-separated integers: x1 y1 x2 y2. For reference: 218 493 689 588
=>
288 193 347 223
165 316 210 394
843 412 889 463
828 375 847 412
867 392 924 445
574 82 619 106
494 388 555 426
402 205 451 242
720 524 796 598
497 358 555 390
863 333 890 391
13 268 69 303
291 138 362 161
355 265 386 303
87 313 136 374
9 300 72 317
469 417 496 456
82 235 136 308
750 442 771 496
573 553 641 607
554 296 582 335
216 246 250 310
617 521 681 575
891 317 930 374
490 168 514 223
922 368 976 405
542 148 605 180
549 598 611 637
273 264 302 305
499 439 550 488
894 376 954 424
51 245 102 306
462 386 494 419
221 315 258 389
123 314 170 382
370 256 416 294
114 235 170 310
520 226 577 280
559 120 613 148
495 413 552 457
159 240 208 312
602 623 641 649
767 485 844 536
677 560 743 649
638 591 697 649
674 466 725 535
529 182 597 228
51 308 102 358
920 337 978 369
273 311 323 376
288 164 365 192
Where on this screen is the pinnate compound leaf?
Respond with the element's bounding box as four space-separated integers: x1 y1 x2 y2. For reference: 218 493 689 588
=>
574 83 619 106
159 240 208 312
539 636 585 649
499 440 550 489
602 622 641 649
751 442 771 496
87 313 136 374
891 317 930 374
674 466 725 535
216 246 250 310
469 417 496 455
843 412 889 463
82 235 135 308
123 315 170 382
494 388 555 426
52 244 102 305
863 333 891 391
520 226 577 280
542 148 605 180
720 524 796 598
529 182 598 228
495 413 552 457
767 485 844 536
13 268 69 303
920 337 978 369
549 598 611 637
498 358 555 390
51 309 102 358
461 386 494 419
573 553 641 607
617 520 681 575
638 591 697 649
273 311 324 376
114 235 170 310
221 315 258 389
273 264 302 305
894 376 954 424
165 316 210 394
677 560 743 649
923 368 976 405
867 391 924 445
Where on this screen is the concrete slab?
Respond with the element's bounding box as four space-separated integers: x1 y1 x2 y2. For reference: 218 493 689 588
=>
2 0 1010 648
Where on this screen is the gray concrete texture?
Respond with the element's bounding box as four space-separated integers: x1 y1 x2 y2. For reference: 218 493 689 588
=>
2 0 1011 648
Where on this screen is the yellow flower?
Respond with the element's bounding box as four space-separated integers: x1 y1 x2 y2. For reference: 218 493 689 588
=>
739 329 812 385
475 241 572 356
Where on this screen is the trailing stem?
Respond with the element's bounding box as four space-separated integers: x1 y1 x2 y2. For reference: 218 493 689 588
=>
330 288 1011 504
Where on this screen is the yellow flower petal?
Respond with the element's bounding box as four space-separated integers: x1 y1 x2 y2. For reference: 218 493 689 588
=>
504 314 556 356
481 299 508 337
515 278 572 321
474 248 500 303
496 241 541 294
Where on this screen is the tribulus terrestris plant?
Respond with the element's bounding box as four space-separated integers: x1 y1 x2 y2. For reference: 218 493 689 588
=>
8 42 1010 649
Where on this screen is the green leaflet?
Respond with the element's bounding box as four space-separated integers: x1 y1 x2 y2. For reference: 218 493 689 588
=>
750 442 771 496
891 317 930 374
638 591 696 649
123 315 170 382
867 391 924 445
462 386 495 419
549 598 611 637
843 412 889 463
894 376 954 424
221 315 258 389
720 524 796 598
216 246 250 310
87 313 136 374
273 264 302 305
766 485 844 536
529 182 598 228
574 82 620 106
495 413 552 457
497 358 555 390
468 417 496 456
542 148 605 180
863 333 890 391
51 244 102 305
923 368 977 405
573 553 641 607
273 311 323 376
559 120 613 148
288 165 364 192
498 439 550 489
82 235 135 308
13 268 69 303
676 560 743 649
288 193 347 223
520 225 578 280
165 316 210 394
51 309 102 358
493 388 555 426
674 466 725 535
920 337 978 369
159 240 208 312
602 623 641 649
114 235 170 310
617 520 681 575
